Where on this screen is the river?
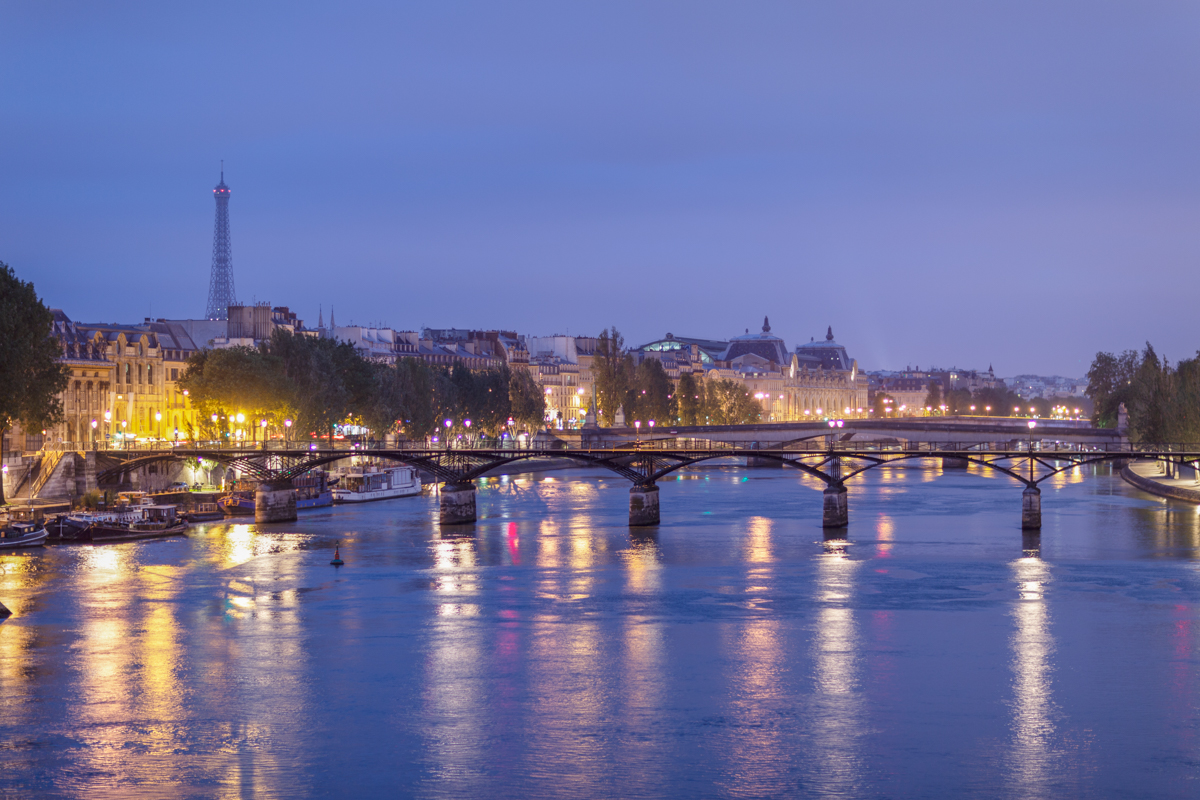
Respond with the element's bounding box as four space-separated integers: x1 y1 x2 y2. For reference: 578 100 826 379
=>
2 461 1200 798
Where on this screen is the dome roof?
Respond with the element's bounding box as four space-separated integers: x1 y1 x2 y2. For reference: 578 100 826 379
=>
796 326 852 371
723 316 788 365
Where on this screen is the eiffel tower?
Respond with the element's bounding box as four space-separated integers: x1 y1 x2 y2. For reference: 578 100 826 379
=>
205 164 238 320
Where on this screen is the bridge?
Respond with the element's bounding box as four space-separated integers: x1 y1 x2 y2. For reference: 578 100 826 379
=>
570 416 1122 447
97 433 1197 532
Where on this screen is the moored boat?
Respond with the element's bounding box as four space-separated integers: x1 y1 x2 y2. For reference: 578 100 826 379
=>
183 502 224 522
0 521 48 549
84 505 188 543
331 464 421 503
219 472 334 515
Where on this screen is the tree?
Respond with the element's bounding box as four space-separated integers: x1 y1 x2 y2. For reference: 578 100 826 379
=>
1086 349 1140 427
703 377 761 425
593 326 632 426
179 346 289 441
509 365 546 435
626 358 673 427
945 388 973 415
872 392 895 417
922 380 943 413
0 263 69 503
677 372 704 425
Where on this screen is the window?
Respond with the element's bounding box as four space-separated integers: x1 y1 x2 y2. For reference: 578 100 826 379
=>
171 368 178 381
138 364 143 384
147 365 153 385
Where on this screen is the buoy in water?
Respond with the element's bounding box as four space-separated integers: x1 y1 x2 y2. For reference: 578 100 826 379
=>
331 544 344 566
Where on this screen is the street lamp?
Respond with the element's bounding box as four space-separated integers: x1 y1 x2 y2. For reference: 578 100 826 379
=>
284 418 292 443
444 418 452 448
1027 419 1037 480
648 420 655 436
155 411 162 442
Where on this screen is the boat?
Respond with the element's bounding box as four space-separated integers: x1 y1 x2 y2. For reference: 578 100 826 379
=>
48 492 157 540
0 521 48 549
183 502 224 522
218 471 333 515
84 505 188 543
331 464 422 503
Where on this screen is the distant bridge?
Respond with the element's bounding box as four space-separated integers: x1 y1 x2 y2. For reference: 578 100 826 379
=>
96 431 1193 531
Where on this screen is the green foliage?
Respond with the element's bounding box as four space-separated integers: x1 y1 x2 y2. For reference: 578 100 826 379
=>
872 392 895 416
702 377 761 425
0 263 69 502
80 490 101 510
594 327 632 426
1087 344 1200 443
179 346 289 437
945 389 974 415
676 372 704 425
1086 349 1140 427
508 366 546 435
625 358 673 426
922 380 943 412
971 386 1023 416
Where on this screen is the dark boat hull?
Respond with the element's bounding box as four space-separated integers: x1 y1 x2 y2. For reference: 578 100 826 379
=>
84 523 189 543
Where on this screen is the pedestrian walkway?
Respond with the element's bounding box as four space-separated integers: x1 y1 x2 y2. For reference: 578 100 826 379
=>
1121 460 1200 503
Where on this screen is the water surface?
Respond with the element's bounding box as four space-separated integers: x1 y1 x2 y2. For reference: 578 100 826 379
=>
3 462 1200 798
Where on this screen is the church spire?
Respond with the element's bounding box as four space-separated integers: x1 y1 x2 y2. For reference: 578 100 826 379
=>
317 304 324 329
330 306 335 329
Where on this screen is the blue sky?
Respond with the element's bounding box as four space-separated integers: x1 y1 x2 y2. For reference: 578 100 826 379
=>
3 1 1199 375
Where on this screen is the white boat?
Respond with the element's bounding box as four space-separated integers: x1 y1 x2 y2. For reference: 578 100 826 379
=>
331 465 422 503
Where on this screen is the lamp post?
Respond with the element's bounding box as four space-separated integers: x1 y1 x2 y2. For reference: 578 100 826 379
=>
155 411 162 444
634 420 641 443
284 418 292 443
444 418 452 449
464 418 471 447
104 410 111 446
1027 419 1037 481
90 418 98 449
261 418 268 450
648 420 655 438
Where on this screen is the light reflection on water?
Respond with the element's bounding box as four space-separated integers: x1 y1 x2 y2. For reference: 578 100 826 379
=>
1008 555 1056 799
2 465 1200 796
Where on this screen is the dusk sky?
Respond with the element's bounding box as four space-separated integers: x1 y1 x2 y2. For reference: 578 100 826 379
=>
4 2 1199 376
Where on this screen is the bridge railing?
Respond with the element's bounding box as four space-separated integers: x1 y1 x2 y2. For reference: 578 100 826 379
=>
82 438 1200 459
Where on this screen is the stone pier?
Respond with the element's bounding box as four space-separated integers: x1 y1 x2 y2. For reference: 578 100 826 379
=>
1021 485 1041 530
255 480 297 524
942 456 969 469
629 484 660 526
440 482 477 525
823 482 848 528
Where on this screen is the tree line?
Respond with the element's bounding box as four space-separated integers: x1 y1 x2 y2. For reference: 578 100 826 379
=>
1087 344 1200 442
180 329 546 441
592 327 760 427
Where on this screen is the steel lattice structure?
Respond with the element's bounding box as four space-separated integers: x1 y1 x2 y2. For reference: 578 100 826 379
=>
205 167 237 320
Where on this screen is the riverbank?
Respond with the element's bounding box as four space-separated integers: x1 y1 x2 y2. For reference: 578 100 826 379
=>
1120 460 1200 504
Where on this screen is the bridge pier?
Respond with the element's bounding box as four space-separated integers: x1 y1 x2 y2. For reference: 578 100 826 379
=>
440 482 477 525
823 482 848 528
1021 485 1041 530
629 484 660 526
942 456 969 469
255 480 297 524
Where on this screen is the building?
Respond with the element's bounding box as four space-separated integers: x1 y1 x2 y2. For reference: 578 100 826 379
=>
632 319 869 422
43 311 169 446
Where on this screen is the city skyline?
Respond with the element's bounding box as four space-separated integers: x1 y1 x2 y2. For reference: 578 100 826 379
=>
5 3 1199 376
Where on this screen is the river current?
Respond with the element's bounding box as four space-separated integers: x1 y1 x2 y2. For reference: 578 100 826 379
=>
2 461 1200 798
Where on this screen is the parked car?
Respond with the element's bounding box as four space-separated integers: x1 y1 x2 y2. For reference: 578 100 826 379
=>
165 481 190 492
